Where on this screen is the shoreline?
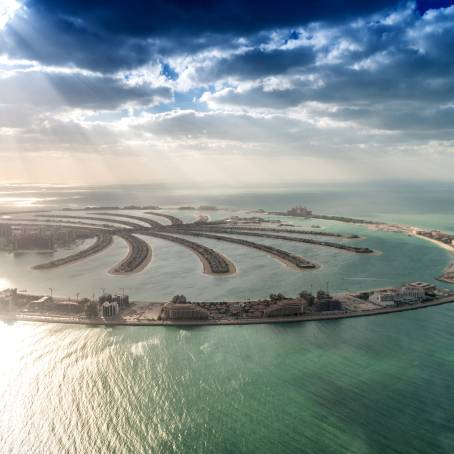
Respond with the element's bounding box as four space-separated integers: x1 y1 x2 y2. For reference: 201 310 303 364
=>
2 295 454 327
410 233 454 283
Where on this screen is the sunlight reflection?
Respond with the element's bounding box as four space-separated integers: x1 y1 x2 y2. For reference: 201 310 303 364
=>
0 0 21 29
0 196 58 207
0 277 11 290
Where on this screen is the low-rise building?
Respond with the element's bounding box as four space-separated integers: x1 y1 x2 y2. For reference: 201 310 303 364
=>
287 206 313 217
161 302 209 320
369 283 429 306
405 282 436 294
369 291 396 306
310 290 343 312
264 300 303 317
400 285 426 301
50 301 82 314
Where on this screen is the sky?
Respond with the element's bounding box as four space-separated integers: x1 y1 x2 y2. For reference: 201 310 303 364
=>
0 0 453 187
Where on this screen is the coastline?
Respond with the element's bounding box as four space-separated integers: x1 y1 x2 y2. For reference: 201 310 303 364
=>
2 294 454 327
411 233 454 283
310 215 454 285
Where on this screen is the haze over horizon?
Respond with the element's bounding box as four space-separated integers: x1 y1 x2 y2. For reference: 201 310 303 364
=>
0 0 453 185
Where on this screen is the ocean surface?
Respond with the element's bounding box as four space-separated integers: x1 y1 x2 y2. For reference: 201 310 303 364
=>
1 182 454 453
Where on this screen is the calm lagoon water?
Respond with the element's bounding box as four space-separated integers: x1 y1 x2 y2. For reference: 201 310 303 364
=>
1 183 454 453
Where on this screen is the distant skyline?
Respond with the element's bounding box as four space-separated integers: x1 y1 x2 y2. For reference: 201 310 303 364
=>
0 0 453 185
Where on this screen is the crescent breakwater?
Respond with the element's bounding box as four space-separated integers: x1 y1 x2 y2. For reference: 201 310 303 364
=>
169 230 317 270
181 225 360 239
145 211 184 225
175 227 373 254
95 212 164 228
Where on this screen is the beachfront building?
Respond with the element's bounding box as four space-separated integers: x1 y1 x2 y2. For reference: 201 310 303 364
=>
112 294 130 307
369 283 429 306
50 301 82 314
161 301 209 320
369 291 396 306
28 297 82 314
405 282 436 294
264 300 304 317
399 285 426 301
102 301 119 317
287 206 313 217
29 296 52 310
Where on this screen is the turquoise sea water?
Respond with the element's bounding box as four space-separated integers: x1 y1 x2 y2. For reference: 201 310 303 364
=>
1 183 454 453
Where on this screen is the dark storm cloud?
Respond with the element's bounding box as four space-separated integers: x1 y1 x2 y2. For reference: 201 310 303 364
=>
28 0 399 37
1 0 454 147
204 4 454 140
1 11 153 72
416 0 454 14
202 45 315 81
1 0 399 72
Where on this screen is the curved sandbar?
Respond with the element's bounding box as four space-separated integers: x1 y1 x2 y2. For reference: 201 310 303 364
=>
180 228 373 254
96 212 164 229
109 233 152 275
145 211 183 225
140 231 235 275
33 233 114 270
36 214 145 229
409 232 454 283
172 231 317 270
